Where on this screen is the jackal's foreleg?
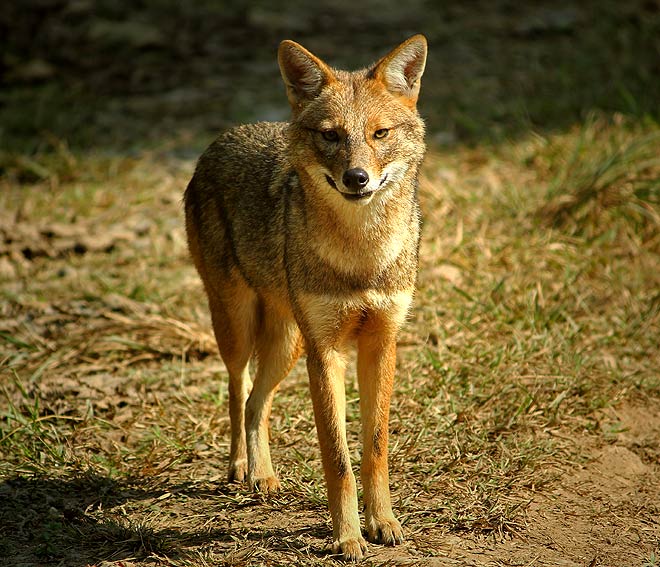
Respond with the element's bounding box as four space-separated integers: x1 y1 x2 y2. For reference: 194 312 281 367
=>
357 331 403 546
307 348 367 561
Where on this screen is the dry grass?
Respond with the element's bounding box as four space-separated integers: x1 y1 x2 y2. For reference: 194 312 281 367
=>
1 111 659 565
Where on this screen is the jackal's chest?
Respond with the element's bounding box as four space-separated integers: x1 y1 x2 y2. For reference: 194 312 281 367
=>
283 229 419 300
293 289 414 350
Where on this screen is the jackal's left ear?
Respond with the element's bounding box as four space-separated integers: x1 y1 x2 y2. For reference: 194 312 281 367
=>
373 34 427 106
278 40 336 110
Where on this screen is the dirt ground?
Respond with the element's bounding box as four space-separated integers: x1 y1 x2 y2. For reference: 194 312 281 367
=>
2 362 658 567
453 405 660 567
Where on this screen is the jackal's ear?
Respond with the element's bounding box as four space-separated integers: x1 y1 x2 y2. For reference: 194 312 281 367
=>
372 34 427 106
278 40 335 110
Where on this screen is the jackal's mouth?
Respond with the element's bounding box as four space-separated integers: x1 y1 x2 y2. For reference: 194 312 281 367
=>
325 174 376 201
325 175 338 190
342 191 374 201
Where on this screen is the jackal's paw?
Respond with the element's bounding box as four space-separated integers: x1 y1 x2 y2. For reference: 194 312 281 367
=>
249 475 281 493
331 536 368 562
227 459 247 483
365 515 404 546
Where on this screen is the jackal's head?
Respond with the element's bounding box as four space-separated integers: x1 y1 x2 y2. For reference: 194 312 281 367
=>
278 35 427 206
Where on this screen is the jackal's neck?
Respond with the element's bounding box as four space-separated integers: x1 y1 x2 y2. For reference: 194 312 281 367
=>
293 170 420 278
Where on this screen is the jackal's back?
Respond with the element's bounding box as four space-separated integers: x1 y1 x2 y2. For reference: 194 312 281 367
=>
184 122 292 292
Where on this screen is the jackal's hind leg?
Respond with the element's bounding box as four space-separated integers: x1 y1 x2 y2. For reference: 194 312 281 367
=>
207 282 257 483
246 306 302 492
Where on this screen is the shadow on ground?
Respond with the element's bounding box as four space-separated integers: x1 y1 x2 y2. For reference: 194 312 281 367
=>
0 474 331 566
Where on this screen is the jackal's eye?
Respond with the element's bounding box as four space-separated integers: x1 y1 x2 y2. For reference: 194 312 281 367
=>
321 130 339 142
374 128 390 139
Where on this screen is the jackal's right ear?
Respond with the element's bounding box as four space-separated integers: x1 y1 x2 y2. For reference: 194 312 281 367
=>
278 40 335 110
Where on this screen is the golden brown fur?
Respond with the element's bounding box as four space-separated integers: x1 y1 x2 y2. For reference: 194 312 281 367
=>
184 35 427 561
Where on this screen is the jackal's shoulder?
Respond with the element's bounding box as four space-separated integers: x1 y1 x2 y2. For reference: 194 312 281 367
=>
187 122 293 214
198 121 289 175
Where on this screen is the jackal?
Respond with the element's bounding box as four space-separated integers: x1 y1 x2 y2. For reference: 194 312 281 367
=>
184 34 427 561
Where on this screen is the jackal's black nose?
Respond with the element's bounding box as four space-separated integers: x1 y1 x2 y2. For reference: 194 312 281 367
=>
342 168 370 191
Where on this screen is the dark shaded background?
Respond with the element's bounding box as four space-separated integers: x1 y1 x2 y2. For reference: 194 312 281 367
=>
1 0 659 154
